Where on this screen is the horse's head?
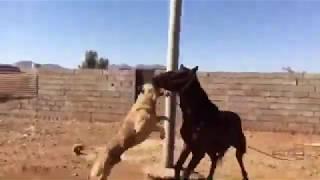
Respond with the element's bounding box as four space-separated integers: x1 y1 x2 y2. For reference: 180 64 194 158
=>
152 64 199 92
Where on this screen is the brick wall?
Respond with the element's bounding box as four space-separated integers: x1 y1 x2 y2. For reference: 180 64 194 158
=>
0 69 135 123
0 71 37 99
197 72 320 134
1 68 320 134
154 71 320 134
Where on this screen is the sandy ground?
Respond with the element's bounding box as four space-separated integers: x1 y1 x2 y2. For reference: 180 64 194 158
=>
1 118 320 180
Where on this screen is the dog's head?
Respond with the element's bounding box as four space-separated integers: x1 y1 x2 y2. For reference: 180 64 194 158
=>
138 83 168 101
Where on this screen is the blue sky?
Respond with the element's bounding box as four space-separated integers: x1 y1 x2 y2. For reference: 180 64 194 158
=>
1 0 320 72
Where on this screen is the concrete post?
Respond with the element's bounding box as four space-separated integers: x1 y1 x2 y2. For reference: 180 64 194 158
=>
163 0 183 168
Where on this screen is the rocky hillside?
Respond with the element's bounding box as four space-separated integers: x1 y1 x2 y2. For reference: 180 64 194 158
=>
14 61 67 70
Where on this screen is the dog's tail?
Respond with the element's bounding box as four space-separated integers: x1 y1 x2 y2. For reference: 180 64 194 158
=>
72 144 101 162
73 144 85 156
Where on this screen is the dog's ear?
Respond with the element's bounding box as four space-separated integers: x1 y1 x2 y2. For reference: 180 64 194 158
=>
192 66 198 73
137 85 144 94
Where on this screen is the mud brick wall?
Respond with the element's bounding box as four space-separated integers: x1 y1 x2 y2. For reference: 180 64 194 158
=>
198 72 320 134
155 71 320 134
0 69 135 122
2 68 320 134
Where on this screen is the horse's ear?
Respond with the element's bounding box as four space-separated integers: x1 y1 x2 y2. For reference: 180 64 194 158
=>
192 66 198 72
152 77 158 88
179 64 185 70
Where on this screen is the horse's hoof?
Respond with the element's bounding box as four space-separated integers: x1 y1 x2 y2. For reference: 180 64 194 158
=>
174 172 180 180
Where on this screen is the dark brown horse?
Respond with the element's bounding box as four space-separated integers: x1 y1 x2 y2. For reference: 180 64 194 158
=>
152 65 249 180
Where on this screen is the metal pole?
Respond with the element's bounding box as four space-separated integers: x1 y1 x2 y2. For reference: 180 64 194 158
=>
163 0 182 168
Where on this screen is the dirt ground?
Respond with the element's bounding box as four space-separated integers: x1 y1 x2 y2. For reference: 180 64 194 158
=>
1 118 320 180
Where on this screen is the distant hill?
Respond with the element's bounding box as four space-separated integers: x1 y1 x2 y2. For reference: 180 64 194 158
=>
109 64 133 70
109 64 166 70
14 61 165 71
40 64 68 70
0 64 21 73
136 64 166 70
14 61 68 70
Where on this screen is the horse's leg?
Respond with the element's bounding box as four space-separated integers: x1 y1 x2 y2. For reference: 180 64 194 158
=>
207 152 219 180
174 143 191 179
182 151 205 180
236 150 249 180
235 134 249 180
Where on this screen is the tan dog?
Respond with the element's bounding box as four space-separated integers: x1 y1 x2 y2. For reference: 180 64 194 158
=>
73 83 169 180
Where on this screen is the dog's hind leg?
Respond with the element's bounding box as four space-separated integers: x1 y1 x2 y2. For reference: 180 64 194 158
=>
89 125 137 180
88 144 121 180
95 145 123 180
174 143 191 179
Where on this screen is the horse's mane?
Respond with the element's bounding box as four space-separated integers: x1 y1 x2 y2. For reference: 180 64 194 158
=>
181 75 219 112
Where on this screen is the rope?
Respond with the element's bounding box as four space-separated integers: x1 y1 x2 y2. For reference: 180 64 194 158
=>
247 145 304 161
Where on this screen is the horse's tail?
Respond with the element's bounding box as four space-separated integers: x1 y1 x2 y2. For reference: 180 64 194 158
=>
238 133 247 154
231 111 247 155
234 112 247 154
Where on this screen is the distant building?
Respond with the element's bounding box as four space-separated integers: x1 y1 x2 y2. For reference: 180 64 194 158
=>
14 60 34 69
